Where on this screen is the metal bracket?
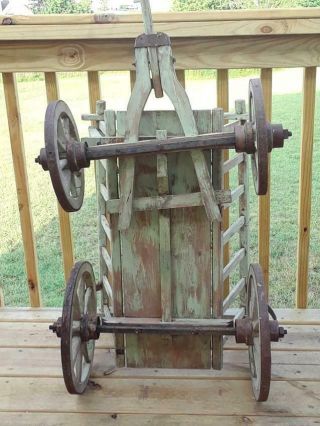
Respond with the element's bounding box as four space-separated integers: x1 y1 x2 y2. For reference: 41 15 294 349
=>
135 32 171 49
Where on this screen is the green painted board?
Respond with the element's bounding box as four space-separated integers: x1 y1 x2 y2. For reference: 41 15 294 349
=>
115 110 214 368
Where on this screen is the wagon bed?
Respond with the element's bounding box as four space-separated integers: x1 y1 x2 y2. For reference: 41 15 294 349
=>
0 307 319 425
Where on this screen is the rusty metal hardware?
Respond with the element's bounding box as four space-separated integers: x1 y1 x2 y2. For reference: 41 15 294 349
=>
36 90 291 212
135 32 171 48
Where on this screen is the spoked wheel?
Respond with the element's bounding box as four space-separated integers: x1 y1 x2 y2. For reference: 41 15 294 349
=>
247 263 271 402
248 79 269 196
61 261 98 394
44 100 84 212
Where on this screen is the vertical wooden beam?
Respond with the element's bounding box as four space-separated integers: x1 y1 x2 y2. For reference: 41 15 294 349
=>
296 67 317 309
212 108 224 370
3 73 41 307
156 130 172 322
44 72 74 282
259 68 273 299
87 71 101 116
217 69 230 296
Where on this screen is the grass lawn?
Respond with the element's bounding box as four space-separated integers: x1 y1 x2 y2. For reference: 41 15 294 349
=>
0 70 319 308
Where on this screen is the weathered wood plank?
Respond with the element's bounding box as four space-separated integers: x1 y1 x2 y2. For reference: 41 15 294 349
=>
45 72 74 283
1 413 319 426
1 308 318 325
2 347 320 381
223 216 245 246
211 108 224 369
223 249 246 281
296 67 317 309
3 19 320 40
5 9 320 25
2 73 41 307
157 131 172 323
104 191 231 214
0 377 320 416
1 36 320 72
223 278 246 312
0 322 114 349
223 153 244 174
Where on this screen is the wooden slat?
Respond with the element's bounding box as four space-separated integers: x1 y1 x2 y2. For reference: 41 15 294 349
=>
230 185 245 203
223 249 246 281
1 414 319 426
223 278 246 312
104 192 231 214
157 131 172 323
44 72 74 282
0 322 114 349
222 216 245 246
296 67 317 309
223 153 244 174
101 214 112 241
103 110 124 367
1 308 318 325
3 19 320 40
217 69 230 297
211 108 224 369
259 68 272 298
0 377 320 416
2 73 41 307
5 9 320 25
1 36 320 73
2 347 320 381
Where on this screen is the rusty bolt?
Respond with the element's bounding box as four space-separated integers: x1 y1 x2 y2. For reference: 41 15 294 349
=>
278 326 287 339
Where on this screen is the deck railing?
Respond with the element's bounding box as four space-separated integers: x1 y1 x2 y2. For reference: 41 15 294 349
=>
1 9 319 308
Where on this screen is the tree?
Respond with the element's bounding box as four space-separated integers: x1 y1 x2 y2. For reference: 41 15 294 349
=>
298 0 320 6
29 0 92 14
172 0 301 10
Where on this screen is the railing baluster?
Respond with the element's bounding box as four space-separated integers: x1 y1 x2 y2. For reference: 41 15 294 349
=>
296 67 317 309
44 72 74 282
3 73 41 307
259 68 273 299
217 69 230 297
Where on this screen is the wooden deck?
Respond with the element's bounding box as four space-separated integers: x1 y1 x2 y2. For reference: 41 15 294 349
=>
0 308 319 425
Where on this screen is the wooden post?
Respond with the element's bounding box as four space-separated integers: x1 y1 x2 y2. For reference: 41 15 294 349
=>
3 73 41 307
212 108 224 370
296 67 317 308
44 72 74 282
87 71 101 118
217 69 230 297
259 68 272 299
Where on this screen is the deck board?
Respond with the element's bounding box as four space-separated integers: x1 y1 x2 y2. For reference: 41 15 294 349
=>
0 308 319 424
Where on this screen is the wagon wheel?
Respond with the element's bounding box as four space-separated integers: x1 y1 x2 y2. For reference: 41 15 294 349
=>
247 263 271 402
44 100 84 212
249 79 269 196
61 261 98 394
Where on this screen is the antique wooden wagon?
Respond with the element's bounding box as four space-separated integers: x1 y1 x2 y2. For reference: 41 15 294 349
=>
35 0 292 402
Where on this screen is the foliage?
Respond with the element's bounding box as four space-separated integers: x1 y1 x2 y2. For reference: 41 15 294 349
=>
29 0 92 14
298 0 320 6
172 0 320 9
